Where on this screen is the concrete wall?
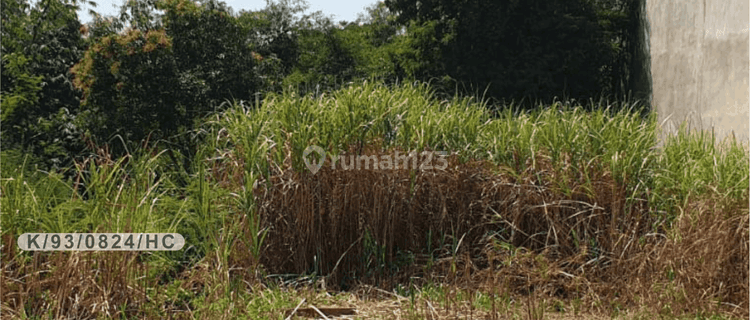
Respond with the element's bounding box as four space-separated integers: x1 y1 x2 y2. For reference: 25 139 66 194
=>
646 0 749 143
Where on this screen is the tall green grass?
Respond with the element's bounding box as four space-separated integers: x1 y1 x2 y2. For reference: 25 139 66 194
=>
207 82 487 172
1 150 74 234
4 80 747 255
1 149 184 235
650 122 749 221
203 81 746 225
2 81 747 319
209 82 659 206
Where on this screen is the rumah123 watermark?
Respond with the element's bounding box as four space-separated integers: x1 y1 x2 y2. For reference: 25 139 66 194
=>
302 145 448 174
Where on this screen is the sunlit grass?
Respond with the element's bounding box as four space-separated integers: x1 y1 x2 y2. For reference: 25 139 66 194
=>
650 122 749 222
1 81 747 319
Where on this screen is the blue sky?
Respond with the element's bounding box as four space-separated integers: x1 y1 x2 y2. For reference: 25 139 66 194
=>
77 0 379 24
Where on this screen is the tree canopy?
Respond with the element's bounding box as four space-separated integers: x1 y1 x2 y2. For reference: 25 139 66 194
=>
2 0 647 171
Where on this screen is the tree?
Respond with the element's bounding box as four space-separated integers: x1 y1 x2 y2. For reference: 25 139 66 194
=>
1 0 91 169
237 0 343 93
237 0 309 77
70 28 179 149
384 0 613 106
70 0 262 159
159 0 259 108
592 0 650 105
284 22 361 92
355 1 400 48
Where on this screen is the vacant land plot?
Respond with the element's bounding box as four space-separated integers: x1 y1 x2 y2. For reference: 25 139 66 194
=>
2 83 747 319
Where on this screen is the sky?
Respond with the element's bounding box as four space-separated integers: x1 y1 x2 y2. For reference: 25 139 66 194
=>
76 0 379 25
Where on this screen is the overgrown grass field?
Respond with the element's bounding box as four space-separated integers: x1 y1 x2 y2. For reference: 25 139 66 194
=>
2 82 748 319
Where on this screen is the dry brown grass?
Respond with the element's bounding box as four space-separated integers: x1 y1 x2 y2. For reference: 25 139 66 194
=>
1 233 150 319
2 139 746 319
613 195 749 317
251 142 748 318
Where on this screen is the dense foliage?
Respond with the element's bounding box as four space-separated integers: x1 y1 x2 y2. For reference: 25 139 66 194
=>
383 0 647 105
68 0 264 160
1 0 90 169
3 2 747 318
2 82 746 319
2 0 647 172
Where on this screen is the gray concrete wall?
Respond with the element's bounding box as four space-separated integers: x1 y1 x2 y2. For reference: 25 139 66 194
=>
646 0 749 144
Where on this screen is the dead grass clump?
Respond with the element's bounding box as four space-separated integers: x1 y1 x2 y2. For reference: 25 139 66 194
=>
616 194 749 318
178 213 265 300
253 144 653 295
253 140 748 318
1 235 148 319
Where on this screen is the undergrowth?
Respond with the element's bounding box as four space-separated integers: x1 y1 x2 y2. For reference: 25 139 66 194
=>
1 81 747 319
